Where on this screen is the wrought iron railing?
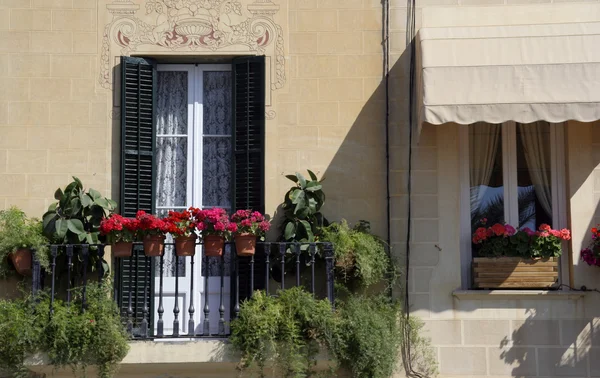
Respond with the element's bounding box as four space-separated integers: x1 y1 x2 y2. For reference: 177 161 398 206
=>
30 242 335 340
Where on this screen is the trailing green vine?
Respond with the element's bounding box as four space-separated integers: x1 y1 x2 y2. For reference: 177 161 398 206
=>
320 220 391 288
0 281 130 378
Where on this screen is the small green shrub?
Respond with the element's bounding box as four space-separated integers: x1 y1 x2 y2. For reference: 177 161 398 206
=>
0 207 49 277
0 282 130 378
334 295 403 378
321 220 390 287
230 288 338 377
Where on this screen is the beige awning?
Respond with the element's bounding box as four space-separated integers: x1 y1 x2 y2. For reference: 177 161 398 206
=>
416 22 600 126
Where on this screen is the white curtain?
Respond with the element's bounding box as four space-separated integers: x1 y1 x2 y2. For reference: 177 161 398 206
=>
469 123 501 211
518 122 552 218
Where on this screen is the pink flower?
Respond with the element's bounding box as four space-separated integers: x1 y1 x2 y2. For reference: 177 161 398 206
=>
522 227 535 236
214 222 225 232
504 225 516 236
561 228 571 241
227 223 238 233
241 219 252 227
539 224 551 232
550 230 561 238
259 220 270 232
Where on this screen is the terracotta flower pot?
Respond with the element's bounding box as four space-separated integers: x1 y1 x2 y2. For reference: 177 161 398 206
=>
10 248 32 276
234 233 257 256
175 234 197 257
204 235 224 257
112 241 133 258
143 235 165 257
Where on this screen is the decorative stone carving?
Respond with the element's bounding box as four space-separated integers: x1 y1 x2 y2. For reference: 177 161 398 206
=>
100 0 285 116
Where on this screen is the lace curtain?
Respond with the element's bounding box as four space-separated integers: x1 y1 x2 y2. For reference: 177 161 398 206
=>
154 70 233 277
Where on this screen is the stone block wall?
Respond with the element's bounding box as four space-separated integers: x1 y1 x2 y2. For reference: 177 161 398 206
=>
0 0 109 217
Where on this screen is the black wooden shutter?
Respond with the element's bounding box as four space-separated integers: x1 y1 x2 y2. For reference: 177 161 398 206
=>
232 56 266 303
118 56 156 334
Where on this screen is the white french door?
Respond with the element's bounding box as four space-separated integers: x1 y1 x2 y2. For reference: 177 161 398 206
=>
153 64 232 337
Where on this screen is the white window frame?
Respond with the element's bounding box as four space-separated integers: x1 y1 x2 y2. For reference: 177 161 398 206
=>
154 64 232 337
459 122 568 289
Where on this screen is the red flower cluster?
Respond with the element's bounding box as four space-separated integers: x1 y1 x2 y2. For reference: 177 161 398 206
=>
99 214 138 243
535 224 571 241
472 223 516 244
198 207 236 235
136 210 168 235
231 209 270 236
163 209 197 237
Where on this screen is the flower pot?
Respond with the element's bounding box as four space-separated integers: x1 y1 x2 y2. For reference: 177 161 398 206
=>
472 257 558 289
234 233 257 256
175 234 197 257
10 248 31 276
143 235 165 257
112 241 133 258
204 235 224 257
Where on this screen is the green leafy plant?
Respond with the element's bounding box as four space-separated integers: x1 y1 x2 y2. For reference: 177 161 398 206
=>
230 288 437 378
334 295 403 378
0 282 130 378
230 288 338 378
42 177 117 245
0 207 49 277
320 220 390 287
281 170 328 246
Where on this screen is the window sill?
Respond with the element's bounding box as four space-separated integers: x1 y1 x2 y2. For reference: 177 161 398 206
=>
452 289 585 300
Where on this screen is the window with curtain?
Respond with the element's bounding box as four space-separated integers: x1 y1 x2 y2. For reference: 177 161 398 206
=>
469 121 564 256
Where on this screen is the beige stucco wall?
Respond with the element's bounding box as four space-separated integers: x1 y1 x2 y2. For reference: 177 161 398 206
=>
0 0 388 236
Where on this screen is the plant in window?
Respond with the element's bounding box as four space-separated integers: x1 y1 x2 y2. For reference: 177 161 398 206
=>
581 225 600 267
99 214 138 258
230 210 271 256
0 207 50 277
472 222 518 257
135 211 168 257
164 208 198 257
195 208 236 257
529 224 571 258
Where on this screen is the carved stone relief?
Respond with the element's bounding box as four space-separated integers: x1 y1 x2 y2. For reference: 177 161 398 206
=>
100 0 286 115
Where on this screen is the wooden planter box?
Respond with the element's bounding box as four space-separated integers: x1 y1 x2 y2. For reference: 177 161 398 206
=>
472 257 558 289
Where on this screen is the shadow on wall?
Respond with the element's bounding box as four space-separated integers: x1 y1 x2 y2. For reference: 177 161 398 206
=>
499 125 600 377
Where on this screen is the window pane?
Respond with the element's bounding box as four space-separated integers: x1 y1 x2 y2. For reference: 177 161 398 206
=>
157 71 188 135
203 137 232 208
156 137 187 208
469 123 503 233
516 122 552 230
203 71 232 136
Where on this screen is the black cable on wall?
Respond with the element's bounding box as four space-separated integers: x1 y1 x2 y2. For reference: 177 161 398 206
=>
401 0 425 375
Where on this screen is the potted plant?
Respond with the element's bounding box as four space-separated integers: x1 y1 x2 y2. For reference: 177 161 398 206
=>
580 224 600 267
230 210 271 256
136 210 167 257
471 221 570 289
196 208 235 257
99 214 138 258
0 207 49 276
164 209 198 256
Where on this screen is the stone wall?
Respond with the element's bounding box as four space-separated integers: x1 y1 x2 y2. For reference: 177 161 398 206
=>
386 3 600 377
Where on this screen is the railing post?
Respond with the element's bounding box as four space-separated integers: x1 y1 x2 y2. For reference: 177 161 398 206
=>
49 246 58 318
97 245 105 282
66 245 73 306
218 249 225 336
31 249 41 297
264 243 270 294
309 243 316 295
81 245 89 312
324 243 335 308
